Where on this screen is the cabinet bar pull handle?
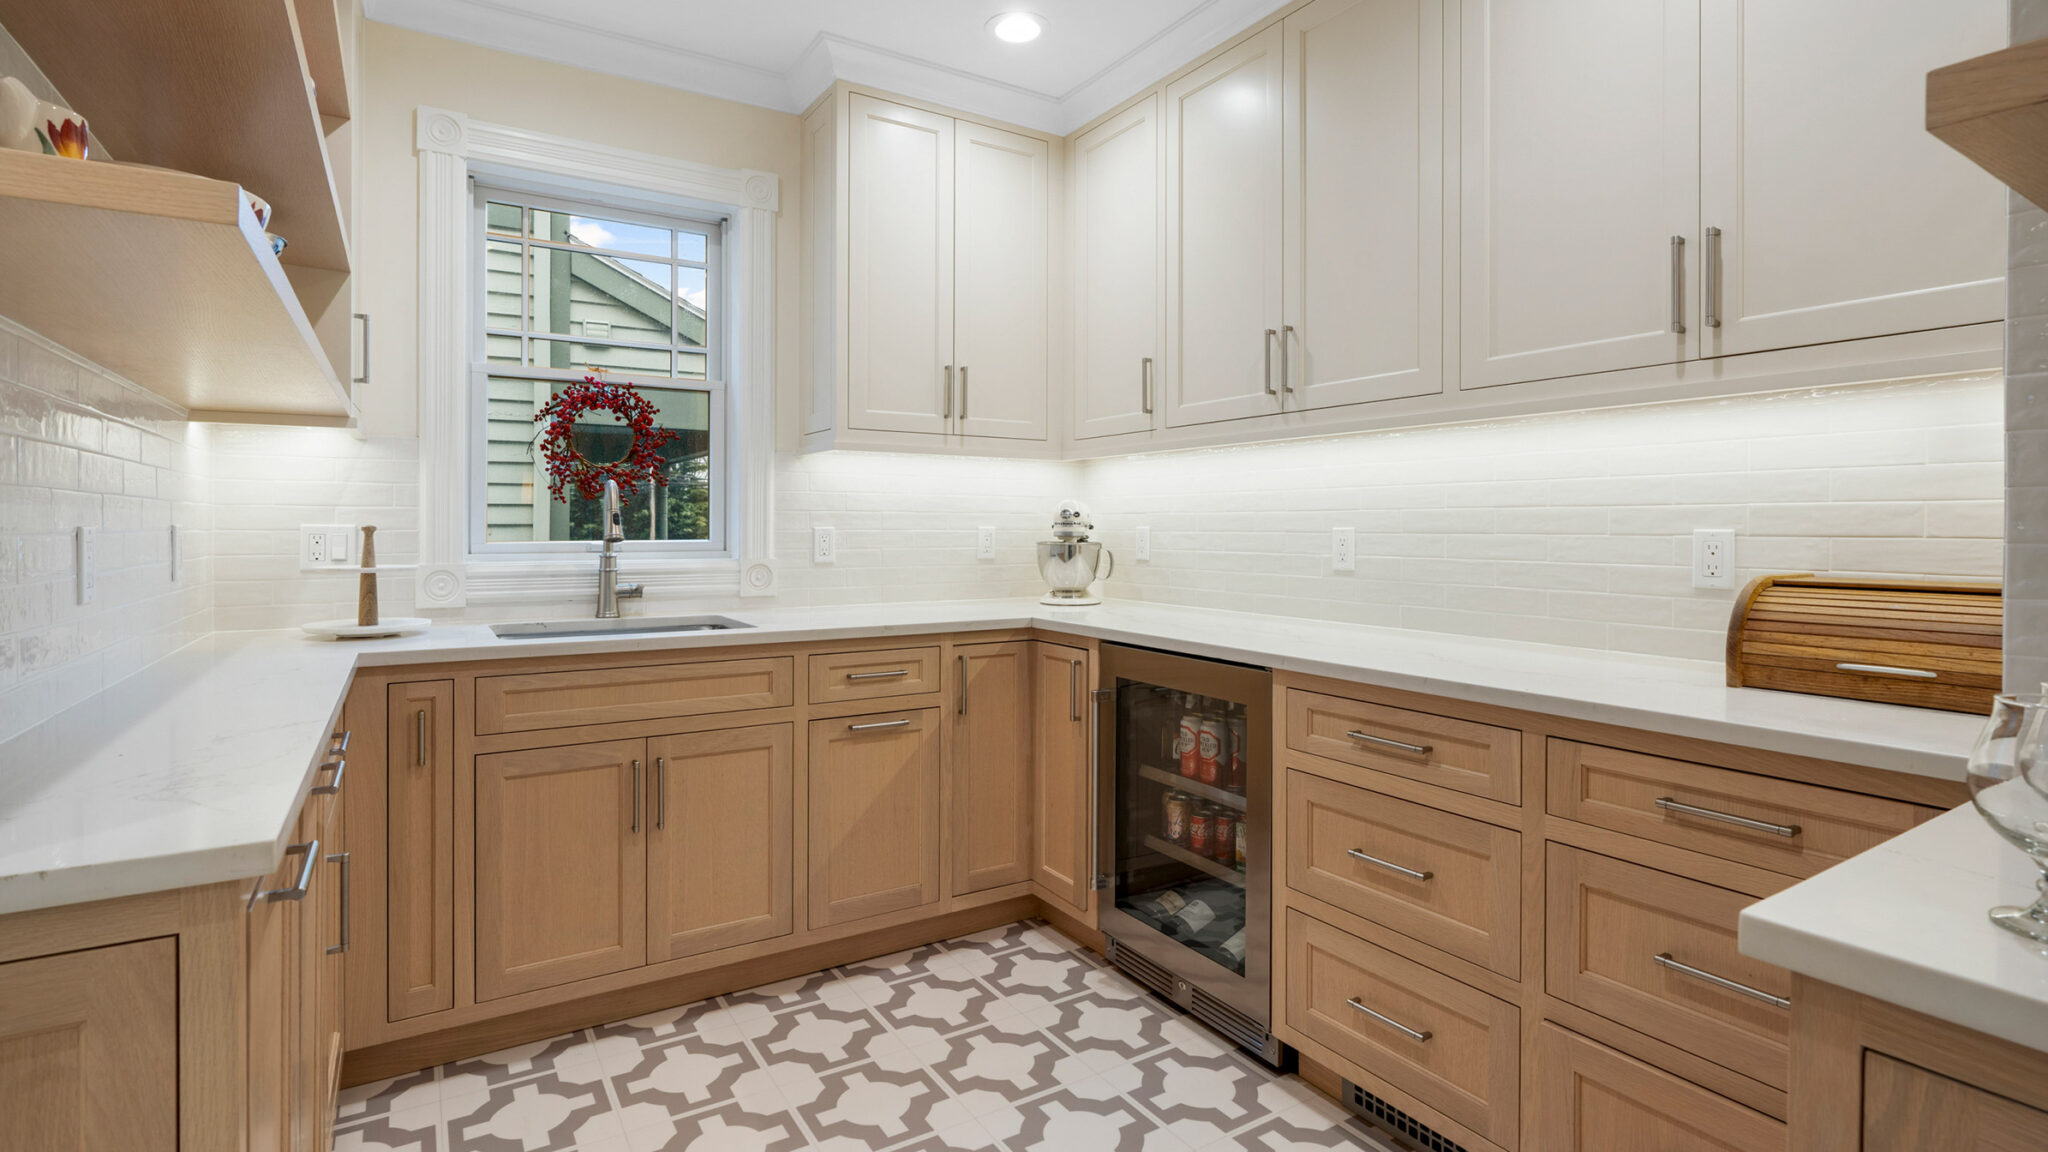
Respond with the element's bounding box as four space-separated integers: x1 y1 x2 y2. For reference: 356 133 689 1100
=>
1346 997 1432 1042
1669 236 1686 334
631 759 641 833
849 718 911 731
1070 660 1082 722
1280 324 1295 395
416 709 427 767
1345 730 1432 757
1703 226 1722 329
326 851 351 954
1263 329 1278 396
311 757 346 796
847 669 911 681
959 366 969 419
656 757 666 831
1654 953 1789 1009
1654 797 1800 837
1141 357 1154 414
249 840 320 908
1346 848 1433 881
944 365 954 418
1090 688 1113 890
958 654 968 716
352 313 370 385
330 730 351 755
1835 662 1937 680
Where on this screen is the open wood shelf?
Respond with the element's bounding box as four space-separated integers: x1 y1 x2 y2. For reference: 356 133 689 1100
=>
293 0 354 123
1929 37 2048 210
0 151 353 418
0 0 351 273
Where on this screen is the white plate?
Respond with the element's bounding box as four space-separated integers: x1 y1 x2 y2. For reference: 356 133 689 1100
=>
300 617 432 640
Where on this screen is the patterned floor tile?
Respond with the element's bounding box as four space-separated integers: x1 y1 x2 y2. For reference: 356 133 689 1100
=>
445 1032 589 1088
1008 1087 1181 1152
836 942 949 981
1042 990 1174 1062
336 1067 440 1125
724 970 848 1013
878 975 1002 1033
334 1106 442 1152
753 1001 885 1070
443 1071 612 1152
928 1024 1063 1095
637 1098 811 1152
610 1033 762 1114
794 1062 948 1147
1127 1047 1266 1129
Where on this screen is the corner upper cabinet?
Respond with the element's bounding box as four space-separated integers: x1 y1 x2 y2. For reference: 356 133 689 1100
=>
803 88 1052 453
1071 96 1164 440
1458 0 1701 390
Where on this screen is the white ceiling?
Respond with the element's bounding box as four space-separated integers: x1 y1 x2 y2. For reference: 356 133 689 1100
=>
361 0 1291 134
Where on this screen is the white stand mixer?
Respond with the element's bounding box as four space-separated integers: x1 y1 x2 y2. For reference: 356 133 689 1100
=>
1037 500 1115 606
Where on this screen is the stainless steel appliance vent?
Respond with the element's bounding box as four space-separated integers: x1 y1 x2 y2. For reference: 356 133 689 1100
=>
1189 986 1267 1052
1342 1081 1467 1152
1106 934 1177 998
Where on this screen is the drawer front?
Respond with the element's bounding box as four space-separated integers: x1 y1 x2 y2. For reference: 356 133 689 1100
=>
1545 739 1920 877
1286 909 1519 1146
1287 690 1520 804
476 657 795 734
808 646 943 704
1545 845 1789 1090
1286 771 1521 978
1535 1025 1785 1152
1864 1053 2048 1151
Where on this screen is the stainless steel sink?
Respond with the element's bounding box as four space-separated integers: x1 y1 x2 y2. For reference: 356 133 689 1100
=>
490 615 754 640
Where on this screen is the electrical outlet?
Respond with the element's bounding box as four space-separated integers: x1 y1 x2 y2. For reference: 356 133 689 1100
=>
75 526 95 605
300 524 358 571
168 524 181 582
1135 527 1151 562
812 526 836 565
1692 528 1735 589
976 526 996 560
1332 527 1357 573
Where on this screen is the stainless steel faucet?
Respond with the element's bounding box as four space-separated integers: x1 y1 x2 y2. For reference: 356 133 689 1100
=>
596 479 643 618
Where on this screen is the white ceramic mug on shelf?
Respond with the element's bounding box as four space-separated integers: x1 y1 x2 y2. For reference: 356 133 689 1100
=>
0 76 88 159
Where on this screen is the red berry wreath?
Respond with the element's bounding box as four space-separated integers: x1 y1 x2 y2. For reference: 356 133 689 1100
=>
532 376 680 502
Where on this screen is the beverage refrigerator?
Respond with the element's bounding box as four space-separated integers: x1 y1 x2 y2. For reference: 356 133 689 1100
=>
1092 642 1281 1064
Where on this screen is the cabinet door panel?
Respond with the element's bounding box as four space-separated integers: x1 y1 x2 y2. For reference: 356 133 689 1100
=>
476 739 646 1000
1459 0 1699 389
0 939 177 1152
955 120 1049 441
648 724 795 961
1032 643 1093 918
808 709 942 928
951 643 1035 894
1072 96 1163 440
1165 24 1285 427
1864 1053 2048 1152
1535 1024 1784 1151
386 679 454 1021
1699 0 2005 356
1283 0 1448 410
848 95 953 435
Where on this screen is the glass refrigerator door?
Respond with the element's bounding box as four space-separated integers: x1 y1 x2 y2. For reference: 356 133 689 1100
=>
1110 677 1253 977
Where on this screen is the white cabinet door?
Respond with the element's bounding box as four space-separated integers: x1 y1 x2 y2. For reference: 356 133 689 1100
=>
1071 96 1163 440
1165 24 1285 428
955 120 1050 441
1459 0 1700 390
848 95 953 435
1282 0 1449 411
1698 0 2006 357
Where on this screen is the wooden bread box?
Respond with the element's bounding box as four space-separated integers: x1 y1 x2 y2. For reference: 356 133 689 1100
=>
1727 575 2001 714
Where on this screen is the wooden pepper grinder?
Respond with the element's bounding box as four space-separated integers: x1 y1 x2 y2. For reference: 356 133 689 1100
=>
357 525 379 627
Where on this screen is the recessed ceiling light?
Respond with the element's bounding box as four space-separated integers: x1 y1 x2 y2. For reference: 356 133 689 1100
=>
988 12 1045 43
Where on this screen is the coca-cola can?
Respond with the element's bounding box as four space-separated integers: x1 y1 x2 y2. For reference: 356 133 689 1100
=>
1210 810 1236 860
1189 810 1214 857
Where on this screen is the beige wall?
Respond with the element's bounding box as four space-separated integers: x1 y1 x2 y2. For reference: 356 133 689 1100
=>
354 22 804 445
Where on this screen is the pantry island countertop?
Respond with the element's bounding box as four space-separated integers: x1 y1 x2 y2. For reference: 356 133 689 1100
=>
0 597 1982 917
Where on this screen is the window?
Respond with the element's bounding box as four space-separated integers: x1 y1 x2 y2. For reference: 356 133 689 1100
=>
472 184 727 554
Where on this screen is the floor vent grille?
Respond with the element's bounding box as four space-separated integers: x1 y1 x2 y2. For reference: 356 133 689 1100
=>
1105 936 1177 999
1342 1081 1468 1152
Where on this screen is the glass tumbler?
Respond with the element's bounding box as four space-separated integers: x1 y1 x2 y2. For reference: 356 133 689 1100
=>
1967 693 2048 942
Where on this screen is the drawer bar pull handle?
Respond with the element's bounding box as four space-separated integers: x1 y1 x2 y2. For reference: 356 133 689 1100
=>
310 757 346 796
248 839 320 908
1835 662 1937 680
1345 731 1433 757
329 730 351 755
1654 953 1790 1009
1654 797 1800 838
1345 997 1432 1042
416 709 428 767
849 718 911 731
1346 848 1433 882
847 669 912 681
326 851 352 954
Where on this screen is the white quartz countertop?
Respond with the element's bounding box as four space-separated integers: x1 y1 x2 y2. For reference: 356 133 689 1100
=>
0 597 1984 917
1741 805 2048 1056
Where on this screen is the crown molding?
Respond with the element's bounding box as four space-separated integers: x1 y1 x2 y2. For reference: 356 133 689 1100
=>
365 0 1292 135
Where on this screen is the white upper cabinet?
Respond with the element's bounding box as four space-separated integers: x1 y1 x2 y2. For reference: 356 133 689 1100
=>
1459 0 1700 390
1697 0 2007 357
1164 25 1286 428
1071 96 1163 441
954 120 1050 440
847 95 954 435
1281 0 1450 411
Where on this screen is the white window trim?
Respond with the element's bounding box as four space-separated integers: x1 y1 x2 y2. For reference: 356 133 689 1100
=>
413 106 780 607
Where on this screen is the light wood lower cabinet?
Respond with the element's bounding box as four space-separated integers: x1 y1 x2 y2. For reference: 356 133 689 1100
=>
386 679 454 1021
1861 1053 2048 1151
647 724 795 960
951 642 1035 894
1536 1024 1784 1152
250 784 348 1152
475 739 647 1000
0 938 178 1152
1032 642 1094 918
808 708 943 928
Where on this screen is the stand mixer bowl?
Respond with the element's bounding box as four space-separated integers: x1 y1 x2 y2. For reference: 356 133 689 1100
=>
1038 540 1113 605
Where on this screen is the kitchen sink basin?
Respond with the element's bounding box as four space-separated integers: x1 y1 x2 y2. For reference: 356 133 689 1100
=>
490 615 754 640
